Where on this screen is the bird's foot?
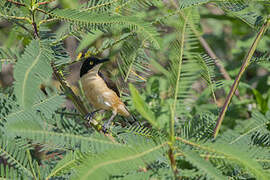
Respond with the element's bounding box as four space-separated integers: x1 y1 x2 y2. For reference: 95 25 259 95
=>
84 111 99 125
102 124 109 133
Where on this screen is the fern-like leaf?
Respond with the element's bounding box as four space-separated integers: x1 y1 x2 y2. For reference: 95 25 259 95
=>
0 164 27 179
229 111 269 145
119 38 150 83
197 54 218 103
6 116 125 152
0 137 33 178
178 0 212 9
14 40 53 109
209 143 270 180
50 9 160 48
183 150 227 180
169 10 201 116
46 151 83 179
0 47 19 70
127 124 160 138
129 84 158 128
4 94 64 125
218 0 264 28
71 141 167 180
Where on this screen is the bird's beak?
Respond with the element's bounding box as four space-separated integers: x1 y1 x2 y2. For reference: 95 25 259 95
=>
99 58 109 64
91 58 109 72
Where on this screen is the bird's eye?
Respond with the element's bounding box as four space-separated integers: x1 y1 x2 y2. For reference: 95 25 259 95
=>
89 61 94 65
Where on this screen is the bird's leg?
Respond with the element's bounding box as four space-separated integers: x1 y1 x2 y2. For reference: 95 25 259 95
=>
84 109 101 125
102 111 117 133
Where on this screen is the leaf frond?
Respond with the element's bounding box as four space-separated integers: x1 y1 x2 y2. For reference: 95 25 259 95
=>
50 9 160 48
72 140 167 180
14 40 53 109
0 137 33 178
183 150 227 180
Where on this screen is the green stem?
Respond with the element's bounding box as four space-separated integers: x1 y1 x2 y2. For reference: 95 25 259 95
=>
27 149 37 180
55 111 81 117
213 19 270 139
168 11 190 180
171 13 188 143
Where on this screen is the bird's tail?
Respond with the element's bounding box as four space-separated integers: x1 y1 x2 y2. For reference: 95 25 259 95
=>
117 103 141 126
120 114 140 127
119 106 141 126
128 114 140 125
117 103 130 117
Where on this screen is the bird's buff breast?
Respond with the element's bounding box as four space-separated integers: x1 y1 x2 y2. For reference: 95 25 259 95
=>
81 73 117 110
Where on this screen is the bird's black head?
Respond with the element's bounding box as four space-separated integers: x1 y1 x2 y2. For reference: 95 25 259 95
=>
80 57 109 77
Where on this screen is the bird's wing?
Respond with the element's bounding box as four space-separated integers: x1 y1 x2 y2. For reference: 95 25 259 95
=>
98 71 120 97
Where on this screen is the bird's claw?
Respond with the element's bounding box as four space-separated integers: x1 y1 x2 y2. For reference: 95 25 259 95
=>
84 112 94 125
102 124 109 133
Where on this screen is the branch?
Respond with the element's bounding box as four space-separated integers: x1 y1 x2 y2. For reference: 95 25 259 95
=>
213 19 270 139
7 0 25 6
50 62 116 142
175 152 270 163
38 18 57 26
168 147 179 179
31 10 39 38
38 0 56 6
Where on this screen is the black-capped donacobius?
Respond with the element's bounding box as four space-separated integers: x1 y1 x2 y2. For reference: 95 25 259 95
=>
80 57 131 132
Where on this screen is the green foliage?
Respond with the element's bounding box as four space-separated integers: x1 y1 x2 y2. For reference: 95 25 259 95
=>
127 124 160 138
218 0 264 28
50 9 160 48
71 138 166 180
178 0 212 9
0 48 18 70
14 40 53 109
129 84 157 128
0 0 270 179
46 150 86 179
197 54 219 103
4 94 64 127
183 150 227 180
0 137 33 178
119 38 151 83
209 143 270 180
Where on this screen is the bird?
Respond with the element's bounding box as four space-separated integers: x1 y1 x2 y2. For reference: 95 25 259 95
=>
79 56 133 132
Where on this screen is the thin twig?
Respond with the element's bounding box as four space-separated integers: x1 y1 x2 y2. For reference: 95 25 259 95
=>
36 7 49 14
27 149 38 180
55 111 81 117
2 17 33 36
38 18 57 26
197 36 243 98
31 10 39 38
213 19 270 139
38 0 56 6
1 15 30 21
175 152 270 163
198 36 232 81
168 148 180 179
7 0 50 15
7 0 25 6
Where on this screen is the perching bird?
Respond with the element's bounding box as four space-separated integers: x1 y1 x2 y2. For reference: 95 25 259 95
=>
80 57 132 131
